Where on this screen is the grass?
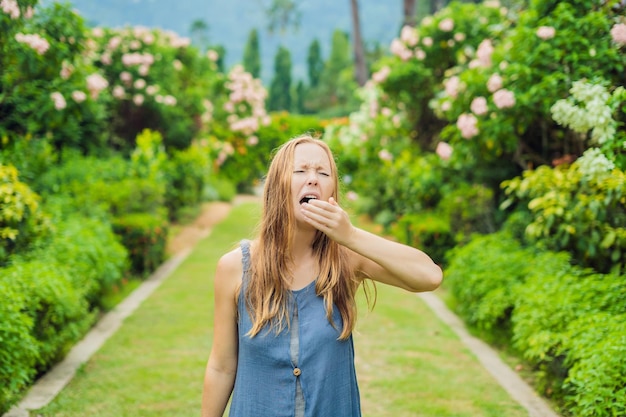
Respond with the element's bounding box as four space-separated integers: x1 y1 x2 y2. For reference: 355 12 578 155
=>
38 201 528 417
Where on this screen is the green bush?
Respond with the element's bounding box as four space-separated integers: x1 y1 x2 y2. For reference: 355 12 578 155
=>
163 141 212 219
391 211 453 265
444 232 536 334
112 211 168 276
438 182 497 243
0 164 52 264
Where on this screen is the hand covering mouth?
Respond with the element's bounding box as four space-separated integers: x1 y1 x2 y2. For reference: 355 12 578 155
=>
299 195 318 205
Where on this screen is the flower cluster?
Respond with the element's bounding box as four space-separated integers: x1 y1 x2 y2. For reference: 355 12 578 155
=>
456 113 479 139
610 23 626 46
15 33 49 55
1 0 19 19
536 26 556 40
223 65 269 136
551 80 621 145
576 148 615 181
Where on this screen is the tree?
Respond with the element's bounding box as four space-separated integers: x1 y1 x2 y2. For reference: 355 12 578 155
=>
350 0 368 86
268 46 292 111
243 28 261 78
267 0 367 86
189 19 210 51
403 0 417 27
307 39 324 88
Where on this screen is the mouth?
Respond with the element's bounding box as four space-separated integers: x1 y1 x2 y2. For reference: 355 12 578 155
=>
299 195 318 205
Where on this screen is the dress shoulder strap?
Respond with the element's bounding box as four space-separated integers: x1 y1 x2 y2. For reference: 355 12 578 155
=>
240 239 251 279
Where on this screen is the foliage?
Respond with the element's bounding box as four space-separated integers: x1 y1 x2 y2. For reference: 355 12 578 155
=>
501 162 626 273
267 45 292 111
112 211 168 276
0 164 51 264
243 28 261 78
391 211 453 265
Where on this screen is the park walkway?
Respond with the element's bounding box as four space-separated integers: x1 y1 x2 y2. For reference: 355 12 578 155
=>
5 197 558 417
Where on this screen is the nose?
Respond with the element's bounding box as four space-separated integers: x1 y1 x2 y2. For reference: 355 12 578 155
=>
306 172 318 185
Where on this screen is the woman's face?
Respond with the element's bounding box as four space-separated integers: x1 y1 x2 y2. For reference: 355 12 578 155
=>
291 142 335 220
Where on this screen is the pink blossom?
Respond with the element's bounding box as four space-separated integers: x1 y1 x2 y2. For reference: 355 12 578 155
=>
536 26 556 40
487 73 503 93
92 27 104 38
246 136 259 146
372 66 391 83
71 91 86 103
436 142 453 160
143 33 155 45
476 39 494 67
415 49 426 60
400 25 419 46
120 71 132 84
50 92 66 110
173 60 183 70
107 36 122 50
24 6 34 19
163 95 177 106
390 38 409 58
444 76 461 98
346 191 359 201
470 96 488 115
15 33 49 55
86 73 109 99
207 50 219 61
438 18 454 32
454 32 466 42
378 149 393 162
493 89 515 109
610 23 626 45
133 94 144 106
441 101 451 112
1 0 20 19
138 65 150 76
100 53 112 65
129 40 141 50
423 37 433 47
146 85 159 95
60 62 74 80
456 113 479 139
134 79 146 89
112 85 125 99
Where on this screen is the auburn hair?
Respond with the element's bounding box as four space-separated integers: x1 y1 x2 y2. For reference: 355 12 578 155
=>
243 134 360 340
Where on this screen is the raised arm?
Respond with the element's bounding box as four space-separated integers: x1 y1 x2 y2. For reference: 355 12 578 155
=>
201 249 241 417
301 198 443 292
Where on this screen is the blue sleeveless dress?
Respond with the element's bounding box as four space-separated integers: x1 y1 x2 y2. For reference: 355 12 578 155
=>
228 241 361 417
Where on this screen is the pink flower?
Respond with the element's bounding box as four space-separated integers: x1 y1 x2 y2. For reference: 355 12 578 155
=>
476 39 494 67
610 23 626 46
163 95 177 106
440 101 451 112
71 91 87 103
438 18 454 32
207 50 219 61
50 92 66 110
372 66 391 83
133 94 144 106
378 149 393 162
436 142 453 160
246 136 259 146
487 73 503 93
454 32 466 42
1 0 20 19
86 73 109 99
456 113 479 139
15 33 49 55
400 25 419 46
134 79 146 89
493 89 516 109
444 76 461 98
536 26 555 40
24 6 34 19
112 85 125 99
470 96 488 116
60 62 74 80
422 37 433 47
415 49 426 60
346 191 359 201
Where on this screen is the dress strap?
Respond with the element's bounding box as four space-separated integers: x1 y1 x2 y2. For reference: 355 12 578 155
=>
240 239 251 277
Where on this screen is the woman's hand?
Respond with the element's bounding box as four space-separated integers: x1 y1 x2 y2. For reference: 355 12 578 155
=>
300 197 356 246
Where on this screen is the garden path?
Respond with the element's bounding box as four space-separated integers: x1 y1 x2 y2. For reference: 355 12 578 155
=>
4 195 557 417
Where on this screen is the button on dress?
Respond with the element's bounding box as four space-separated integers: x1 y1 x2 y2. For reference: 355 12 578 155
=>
228 240 361 417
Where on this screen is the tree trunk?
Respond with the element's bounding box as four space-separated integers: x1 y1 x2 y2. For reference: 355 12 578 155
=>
403 0 417 27
350 0 368 86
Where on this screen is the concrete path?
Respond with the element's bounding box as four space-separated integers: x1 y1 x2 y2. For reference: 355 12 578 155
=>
4 197 560 417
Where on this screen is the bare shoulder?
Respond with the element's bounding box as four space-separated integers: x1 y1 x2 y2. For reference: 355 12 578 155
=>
214 246 244 295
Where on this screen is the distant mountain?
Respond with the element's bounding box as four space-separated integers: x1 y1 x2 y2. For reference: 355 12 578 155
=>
47 0 403 83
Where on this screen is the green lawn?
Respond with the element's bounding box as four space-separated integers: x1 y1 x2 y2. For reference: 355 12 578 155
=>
38 201 527 417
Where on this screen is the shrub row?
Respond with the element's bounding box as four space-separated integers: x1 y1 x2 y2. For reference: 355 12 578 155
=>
444 230 626 417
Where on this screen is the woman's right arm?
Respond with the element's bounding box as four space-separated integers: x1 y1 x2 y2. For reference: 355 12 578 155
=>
201 249 242 417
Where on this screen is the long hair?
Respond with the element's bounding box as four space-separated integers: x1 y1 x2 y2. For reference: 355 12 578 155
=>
244 134 360 340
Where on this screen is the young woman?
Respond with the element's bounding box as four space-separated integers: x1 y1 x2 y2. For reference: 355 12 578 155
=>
201 134 442 417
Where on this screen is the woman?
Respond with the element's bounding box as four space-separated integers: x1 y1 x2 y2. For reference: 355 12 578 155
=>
201 134 442 417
